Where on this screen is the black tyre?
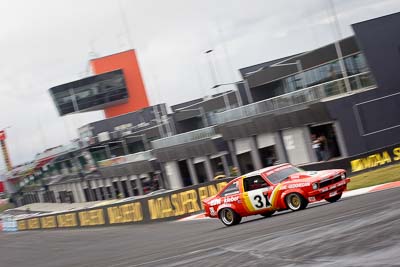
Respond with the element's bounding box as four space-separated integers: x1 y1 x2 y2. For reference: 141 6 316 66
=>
260 210 276 218
326 193 342 203
219 208 242 226
285 193 308 211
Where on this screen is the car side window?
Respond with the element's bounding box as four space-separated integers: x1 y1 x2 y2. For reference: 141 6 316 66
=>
243 175 269 192
220 182 240 197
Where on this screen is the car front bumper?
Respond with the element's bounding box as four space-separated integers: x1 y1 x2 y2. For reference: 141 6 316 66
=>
307 178 350 202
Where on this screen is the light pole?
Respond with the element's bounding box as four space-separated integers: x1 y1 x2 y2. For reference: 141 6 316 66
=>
205 49 231 111
327 0 351 93
204 49 218 87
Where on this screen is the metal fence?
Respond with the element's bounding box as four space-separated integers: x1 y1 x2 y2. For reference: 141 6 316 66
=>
151 126 217 149
215 72 376 124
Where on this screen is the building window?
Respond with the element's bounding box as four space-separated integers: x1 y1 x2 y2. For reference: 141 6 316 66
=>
280 53 369 97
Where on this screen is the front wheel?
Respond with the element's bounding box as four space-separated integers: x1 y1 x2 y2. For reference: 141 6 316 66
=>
326 193 342 203
285 193 308 211
219 208 242 226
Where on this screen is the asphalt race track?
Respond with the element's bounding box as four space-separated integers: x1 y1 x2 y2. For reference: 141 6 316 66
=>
1 188 400 267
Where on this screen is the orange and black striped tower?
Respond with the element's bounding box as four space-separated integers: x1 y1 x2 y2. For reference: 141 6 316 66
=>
0 130 12 171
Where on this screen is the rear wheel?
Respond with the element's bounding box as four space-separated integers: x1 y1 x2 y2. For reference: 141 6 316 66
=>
260 210 276 218
219 208 242 226
285 193 308 211
326 193 342 203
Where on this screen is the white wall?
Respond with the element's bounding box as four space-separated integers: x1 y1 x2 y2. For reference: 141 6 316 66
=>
282 127 311 165
164 161 183 189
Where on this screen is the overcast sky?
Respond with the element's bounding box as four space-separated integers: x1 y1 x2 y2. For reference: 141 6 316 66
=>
0 0 399 170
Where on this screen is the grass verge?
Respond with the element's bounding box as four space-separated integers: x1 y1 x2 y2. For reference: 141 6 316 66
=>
348 163 400 190
0 203 15 213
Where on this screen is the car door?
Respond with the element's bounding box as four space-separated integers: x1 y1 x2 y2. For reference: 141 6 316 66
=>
242 175 273 214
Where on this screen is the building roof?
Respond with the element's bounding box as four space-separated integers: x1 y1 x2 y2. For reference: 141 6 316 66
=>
239 54 300 77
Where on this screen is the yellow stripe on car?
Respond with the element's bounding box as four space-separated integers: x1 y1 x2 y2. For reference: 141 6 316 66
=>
269 184 282 208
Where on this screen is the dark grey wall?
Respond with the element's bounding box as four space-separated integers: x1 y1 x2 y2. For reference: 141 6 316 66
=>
324 12 400 156
174 117 204 134
171 98 203 111
352 12 400 94
324 85 400 156
251 80 282 102
324 90 374 154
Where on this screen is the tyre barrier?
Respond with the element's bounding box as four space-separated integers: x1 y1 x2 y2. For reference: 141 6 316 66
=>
16 179 231 231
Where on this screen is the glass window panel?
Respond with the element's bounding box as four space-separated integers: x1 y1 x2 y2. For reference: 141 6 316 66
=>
294 74 302 90
354 53 368 73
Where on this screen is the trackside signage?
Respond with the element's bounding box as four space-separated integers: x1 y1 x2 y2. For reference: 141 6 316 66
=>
147 183 227 220
16 179 230 231
302 143 400 175
107 202 143 224
1 215 18 232
350 147 400 172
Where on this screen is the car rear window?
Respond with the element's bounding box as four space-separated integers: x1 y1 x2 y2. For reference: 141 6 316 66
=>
220 182 240 196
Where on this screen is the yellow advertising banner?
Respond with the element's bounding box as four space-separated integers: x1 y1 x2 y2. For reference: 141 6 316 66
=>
17 220 27 231
40 216 57 229
107 202 143 224
27 218 40 230
78 209 105 226
16 179 231 230
57 213 78 228
351 147 400 172
147 181 228 220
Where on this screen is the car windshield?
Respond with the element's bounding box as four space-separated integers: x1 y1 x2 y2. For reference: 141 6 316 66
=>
266 166 303 184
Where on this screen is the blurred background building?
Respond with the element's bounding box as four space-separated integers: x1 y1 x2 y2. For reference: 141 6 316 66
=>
2 12 400 206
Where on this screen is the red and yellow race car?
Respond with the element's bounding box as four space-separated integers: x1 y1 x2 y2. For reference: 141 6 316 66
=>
203 163 350 226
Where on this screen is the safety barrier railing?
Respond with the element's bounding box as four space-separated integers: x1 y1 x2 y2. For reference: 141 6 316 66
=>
151 126 217 149
215 72 375 124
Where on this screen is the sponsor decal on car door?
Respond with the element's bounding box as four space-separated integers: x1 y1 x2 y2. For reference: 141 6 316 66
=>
244 187 271 211
243 184 282 212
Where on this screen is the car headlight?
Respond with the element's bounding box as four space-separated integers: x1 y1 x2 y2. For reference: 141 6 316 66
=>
312 183 318 190
341 173 346 179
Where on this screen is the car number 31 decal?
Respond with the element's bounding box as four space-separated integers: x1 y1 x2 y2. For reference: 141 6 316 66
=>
247 188 271 210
